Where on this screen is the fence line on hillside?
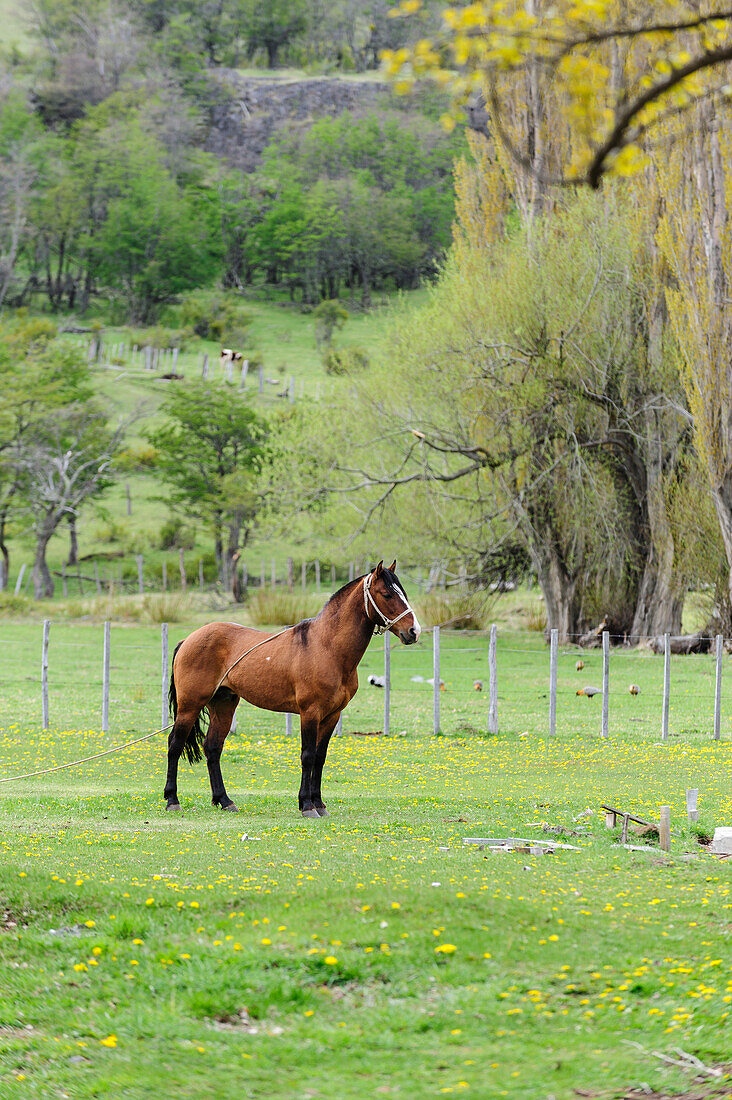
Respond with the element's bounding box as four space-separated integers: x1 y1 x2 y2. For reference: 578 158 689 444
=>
1 620 727 744
83 338 337 405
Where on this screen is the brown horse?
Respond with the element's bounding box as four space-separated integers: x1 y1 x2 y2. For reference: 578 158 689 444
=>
165 560 421 817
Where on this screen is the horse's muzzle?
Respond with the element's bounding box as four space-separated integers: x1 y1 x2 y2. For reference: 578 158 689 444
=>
399 626 419 645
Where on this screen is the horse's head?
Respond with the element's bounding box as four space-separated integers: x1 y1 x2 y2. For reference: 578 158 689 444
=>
364 560 421 645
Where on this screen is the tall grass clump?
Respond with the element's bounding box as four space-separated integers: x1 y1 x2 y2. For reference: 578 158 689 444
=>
57 592 194 623
415 591 495 629
0 592 37 617
247 590 323 627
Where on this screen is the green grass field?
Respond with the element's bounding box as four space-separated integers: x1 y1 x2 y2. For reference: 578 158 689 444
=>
1 622 731 1099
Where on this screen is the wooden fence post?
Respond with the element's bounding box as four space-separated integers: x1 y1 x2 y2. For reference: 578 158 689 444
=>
330 564 336 588
488 623 498 734
162 561 167 591
659 805 671 851
198 559 204 591
61 562 67 598
240 359 249 390
41 619 50 730
102 621 111 733
433 626 441 735
14 563 26 595
94 561 102 594
601 630 609 739
686 788 699 824
348 562 354 582
549 628 558 737
161 623 168 733
714 634 722 741
662 632 670 741
260 559 266 588
301 561 307 591
315 559 321 592
136 554 144 595
179 548 187 591
384 632 391 737
201 353 209 379
287 557 294 591
271 558 276 588
258 364 264 394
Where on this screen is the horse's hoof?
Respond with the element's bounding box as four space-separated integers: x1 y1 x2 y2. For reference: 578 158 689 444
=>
316 806 330 817
220 802 239 812
301 808 320 818
166 802 182 812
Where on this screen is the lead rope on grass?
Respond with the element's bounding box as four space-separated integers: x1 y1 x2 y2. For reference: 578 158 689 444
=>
0 723 176 784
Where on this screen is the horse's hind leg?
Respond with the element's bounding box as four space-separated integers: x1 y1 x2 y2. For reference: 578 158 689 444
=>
164 709 199 811
205 689 239 811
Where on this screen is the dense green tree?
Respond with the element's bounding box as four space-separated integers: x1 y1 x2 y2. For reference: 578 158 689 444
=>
240 0 308 67
146 383 266 592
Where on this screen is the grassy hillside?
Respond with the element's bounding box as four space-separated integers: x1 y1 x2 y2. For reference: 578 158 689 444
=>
5 291 427 600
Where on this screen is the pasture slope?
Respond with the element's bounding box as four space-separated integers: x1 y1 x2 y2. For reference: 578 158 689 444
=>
1 627 731 1099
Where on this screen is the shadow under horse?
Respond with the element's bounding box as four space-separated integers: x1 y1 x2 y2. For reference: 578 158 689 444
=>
165 560 421 817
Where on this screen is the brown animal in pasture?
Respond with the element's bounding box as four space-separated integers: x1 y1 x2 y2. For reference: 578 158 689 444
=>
165 561 421 818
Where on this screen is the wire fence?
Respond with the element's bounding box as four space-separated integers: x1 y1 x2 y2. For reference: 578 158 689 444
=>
0 620 730 745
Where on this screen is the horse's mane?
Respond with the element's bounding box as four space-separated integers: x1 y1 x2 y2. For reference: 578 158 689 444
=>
322 575 365 611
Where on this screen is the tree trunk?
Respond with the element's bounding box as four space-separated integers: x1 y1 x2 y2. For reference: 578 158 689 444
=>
711 476 732 613
67 514 78 567
32 520 55 599
535 549 581 645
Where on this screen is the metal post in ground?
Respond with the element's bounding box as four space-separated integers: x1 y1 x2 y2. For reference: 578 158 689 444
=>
662 632 670 741
433 626 441 735
488 623 498 734
601 630 609 739
384 632 391 737
549 628 558 737
41 620 50 730
714 634 723 741
161 623 168 733
102 621 111 733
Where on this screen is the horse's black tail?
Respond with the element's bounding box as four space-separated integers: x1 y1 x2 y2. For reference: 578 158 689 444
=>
169 641 207 766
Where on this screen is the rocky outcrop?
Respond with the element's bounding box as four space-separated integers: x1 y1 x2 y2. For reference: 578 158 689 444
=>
204 71 390 172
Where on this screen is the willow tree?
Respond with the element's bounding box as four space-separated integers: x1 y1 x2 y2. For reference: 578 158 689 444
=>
384 2 732 190
657 105 732 623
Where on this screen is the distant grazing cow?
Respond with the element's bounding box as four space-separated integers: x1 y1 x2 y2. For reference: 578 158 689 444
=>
220 348 243 374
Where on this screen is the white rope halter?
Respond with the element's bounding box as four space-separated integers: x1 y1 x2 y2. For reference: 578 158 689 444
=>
363 572 416 635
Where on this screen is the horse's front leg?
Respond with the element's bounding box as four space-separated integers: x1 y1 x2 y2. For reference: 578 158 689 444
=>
298 710 320 818
204 690 240 811
310 712 341 818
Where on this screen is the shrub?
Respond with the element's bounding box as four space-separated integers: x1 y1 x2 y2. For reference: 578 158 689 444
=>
324 345 369 375
158 517 196 551
137 325 189 350
179 291 250 344
116 444 159 472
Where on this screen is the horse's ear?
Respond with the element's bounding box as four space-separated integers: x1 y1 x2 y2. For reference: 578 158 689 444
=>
375 560 383 576
388 559 397 572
